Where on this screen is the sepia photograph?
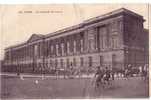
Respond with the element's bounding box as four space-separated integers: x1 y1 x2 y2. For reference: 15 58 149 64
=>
0 4 150 99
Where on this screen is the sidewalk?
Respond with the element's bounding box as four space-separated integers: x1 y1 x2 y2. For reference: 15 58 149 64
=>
0 72 94 79
1 72 144 80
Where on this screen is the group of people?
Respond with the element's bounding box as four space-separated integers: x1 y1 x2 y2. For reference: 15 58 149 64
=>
93 63 149 89
139 64 149 80
44 63 149 81
124 64 149 80
94 66 113 89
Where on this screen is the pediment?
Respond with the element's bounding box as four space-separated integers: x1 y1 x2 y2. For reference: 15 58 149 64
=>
27 34 44 43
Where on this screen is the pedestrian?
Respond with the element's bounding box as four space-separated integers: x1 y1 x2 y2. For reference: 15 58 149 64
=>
109 65 114 80
111 69 114 80
143 64 148 80
139 65 143 77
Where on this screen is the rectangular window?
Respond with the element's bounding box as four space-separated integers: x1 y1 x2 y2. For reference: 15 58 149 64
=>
98 26 107 50
55 59 58 69
60 59 63 68
100 56 103 66
88 56 92 67
66 58 69 68
49 59 52 68
112 37 118 49
80 57 84 66
112 54 116 66
73 58 76 67
110 22 118 32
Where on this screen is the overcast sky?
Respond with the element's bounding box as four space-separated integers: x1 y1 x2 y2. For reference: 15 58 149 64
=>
0 4 150 60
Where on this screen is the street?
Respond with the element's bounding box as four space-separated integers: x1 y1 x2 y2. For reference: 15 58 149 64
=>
1 74 149 99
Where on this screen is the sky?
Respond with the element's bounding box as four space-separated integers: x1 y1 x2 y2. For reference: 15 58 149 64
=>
0 4 150 60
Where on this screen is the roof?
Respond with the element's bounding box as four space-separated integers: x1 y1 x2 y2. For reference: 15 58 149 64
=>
84 8 144 24
5 8 145 50
5 34 44 50
45 8 144 38
27 34 45 43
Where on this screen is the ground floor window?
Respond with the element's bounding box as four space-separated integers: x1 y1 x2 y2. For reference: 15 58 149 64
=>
55 59 58 69
60 59 63 68
88 56 92 67
66 58 69 68
73 58 76 67
80 57 84 66
100 56 103 66
112 54 117 67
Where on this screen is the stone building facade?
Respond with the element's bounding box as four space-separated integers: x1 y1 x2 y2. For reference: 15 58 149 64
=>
3 8 149 73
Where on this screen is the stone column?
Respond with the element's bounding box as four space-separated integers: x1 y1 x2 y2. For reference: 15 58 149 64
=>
84 30 88 53
96 27 100 52
69 35 74 55
64 37 67 56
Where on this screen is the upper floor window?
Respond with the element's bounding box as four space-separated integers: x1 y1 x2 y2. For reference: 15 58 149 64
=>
98 26 107 36
5 51 9 60
80 32 84 38
112 36 118 49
